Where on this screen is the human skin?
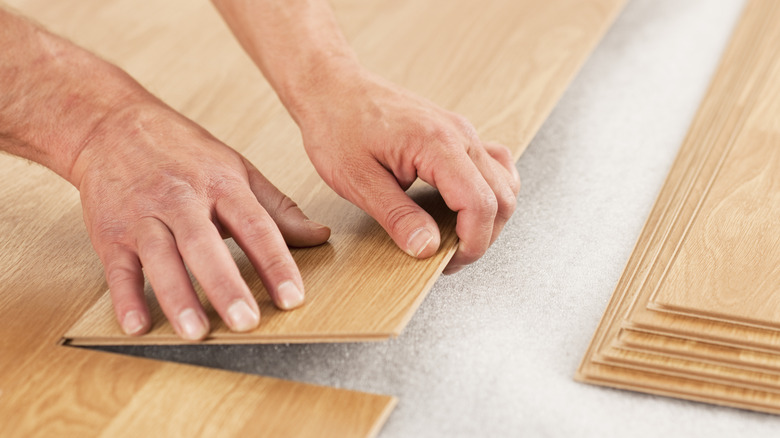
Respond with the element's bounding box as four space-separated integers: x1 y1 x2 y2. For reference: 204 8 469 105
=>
0 8 330 340
212 0 521 274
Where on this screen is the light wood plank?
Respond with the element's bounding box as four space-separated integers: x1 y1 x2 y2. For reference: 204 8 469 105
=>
648 76 780 327
620 330 780 376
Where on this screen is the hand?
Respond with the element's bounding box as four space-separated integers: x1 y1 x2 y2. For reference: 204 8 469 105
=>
296 70 520 274
72 102 330 340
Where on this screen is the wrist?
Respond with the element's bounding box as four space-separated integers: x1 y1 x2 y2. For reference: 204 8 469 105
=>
68 97 177 190
277 51 365 125
0 16 149 186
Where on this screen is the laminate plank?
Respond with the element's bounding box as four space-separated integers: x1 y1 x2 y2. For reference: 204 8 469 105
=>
628 283 780 353
598 345 780 394
619 330 780 375
51 0 627 345
648 76 780 328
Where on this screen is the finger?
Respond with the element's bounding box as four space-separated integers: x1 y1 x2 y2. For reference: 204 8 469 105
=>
101 243 150 336
245 160 331 247
469 144 519 245
421 150 497 270
444 143 520 275
167 209 261 333
341 159 442 259
216 190 307 311
442 145 516 274
484 142 521 195
134 217 210 341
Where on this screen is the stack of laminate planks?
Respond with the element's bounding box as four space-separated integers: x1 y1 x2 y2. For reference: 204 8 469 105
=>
577 0 780 414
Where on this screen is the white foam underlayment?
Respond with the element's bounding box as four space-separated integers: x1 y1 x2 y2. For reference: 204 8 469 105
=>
94 0 780 436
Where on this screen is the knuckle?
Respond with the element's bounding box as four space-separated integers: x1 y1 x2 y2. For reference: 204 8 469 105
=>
272 194 300 217
138 235 172 260
452 114 478 139
177 226 214 253
158 181 200 206
495 146 513 164
511 175 522 195
106 263 139 289
496 189 517 221
475 191 499 218
383 203 420 236
236 214 277 246
262 253 292 275
422 123 455 147
210 272 241 291
92 221 129 244
207 177 243 200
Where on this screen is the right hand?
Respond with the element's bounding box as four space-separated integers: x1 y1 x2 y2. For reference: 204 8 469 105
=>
295 69 521 274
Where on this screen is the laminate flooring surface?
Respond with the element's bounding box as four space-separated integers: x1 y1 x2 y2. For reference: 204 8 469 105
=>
97 1 780 436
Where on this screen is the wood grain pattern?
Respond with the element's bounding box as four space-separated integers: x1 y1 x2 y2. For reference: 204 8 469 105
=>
577 0 780 415
54 0 627 345
648 71 780 327
0 0 625 435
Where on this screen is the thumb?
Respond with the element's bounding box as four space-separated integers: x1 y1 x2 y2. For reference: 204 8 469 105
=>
245 163 331 248
341 160 441 258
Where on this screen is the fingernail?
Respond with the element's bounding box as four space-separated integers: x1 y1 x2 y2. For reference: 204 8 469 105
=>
443 265 464 275
304 219 329 230
122 310 146 335
277 280 304 310
227 300 260 332
177 308 208 340
406 227 434 257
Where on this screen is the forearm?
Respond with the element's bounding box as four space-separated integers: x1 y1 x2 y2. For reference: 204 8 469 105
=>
211 0 362 124
0 8 145 185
